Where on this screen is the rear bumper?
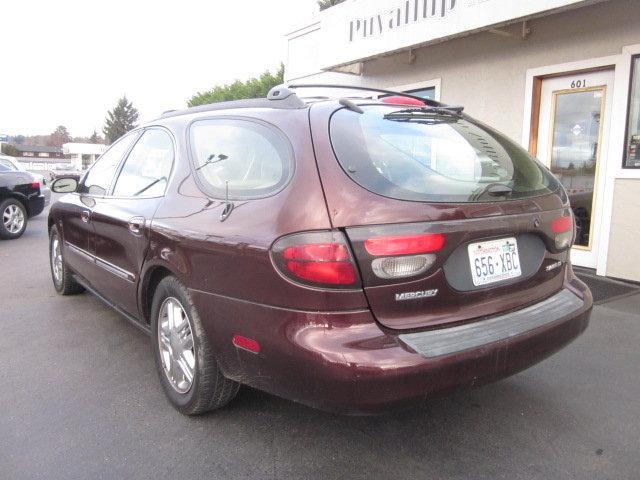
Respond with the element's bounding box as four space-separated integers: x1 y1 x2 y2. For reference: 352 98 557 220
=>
28 194 45 217
194 275 592 415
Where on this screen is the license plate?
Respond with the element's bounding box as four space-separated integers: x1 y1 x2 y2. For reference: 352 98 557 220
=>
468 237 521 287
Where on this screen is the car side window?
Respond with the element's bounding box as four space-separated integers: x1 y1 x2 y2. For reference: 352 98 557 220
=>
80 132 138 195
112 129 174 198
189 118 293 199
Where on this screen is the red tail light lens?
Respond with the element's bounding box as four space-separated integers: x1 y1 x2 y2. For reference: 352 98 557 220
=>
272 231 360 288
283 243 349 262
285 259 357 285
364 233 445 256
381 96 425 106
551 216 573 233
30 181 40 189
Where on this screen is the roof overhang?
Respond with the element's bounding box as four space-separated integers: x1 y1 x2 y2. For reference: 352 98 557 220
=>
313 0 611 71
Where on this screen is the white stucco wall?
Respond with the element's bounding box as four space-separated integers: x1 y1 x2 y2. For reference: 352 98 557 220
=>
351 0 640 143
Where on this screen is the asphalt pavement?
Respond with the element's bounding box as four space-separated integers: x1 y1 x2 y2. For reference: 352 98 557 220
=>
1 202 639 480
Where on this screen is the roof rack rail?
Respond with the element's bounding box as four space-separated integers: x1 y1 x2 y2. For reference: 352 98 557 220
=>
159 95 306 119
284 83 449 108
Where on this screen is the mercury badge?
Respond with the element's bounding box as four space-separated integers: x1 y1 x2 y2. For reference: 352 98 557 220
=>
395 289 439 301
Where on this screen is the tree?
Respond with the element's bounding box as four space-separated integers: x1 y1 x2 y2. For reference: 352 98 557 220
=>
103 96 139 144
188 64 284 107
318 0 345 10
49 125 72 147
1 143 19 156
89 129 104 144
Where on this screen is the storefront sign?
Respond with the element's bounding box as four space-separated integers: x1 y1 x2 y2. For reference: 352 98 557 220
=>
320 0 601 69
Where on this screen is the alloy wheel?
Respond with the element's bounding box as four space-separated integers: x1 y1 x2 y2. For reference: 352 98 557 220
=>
158 297 196 394
51 236 63 284
3 204 25 234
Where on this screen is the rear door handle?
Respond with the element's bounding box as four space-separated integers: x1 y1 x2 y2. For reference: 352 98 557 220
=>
81 210 91 223
128 216 145 235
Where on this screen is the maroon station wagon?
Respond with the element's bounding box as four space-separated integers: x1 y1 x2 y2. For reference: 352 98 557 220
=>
48 85 592 415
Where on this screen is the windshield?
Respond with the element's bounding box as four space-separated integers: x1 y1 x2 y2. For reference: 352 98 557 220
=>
0 158 24 172
329 105 560 203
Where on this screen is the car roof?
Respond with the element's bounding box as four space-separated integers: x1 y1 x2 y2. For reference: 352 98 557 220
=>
145 84 462 127
157 96 308 121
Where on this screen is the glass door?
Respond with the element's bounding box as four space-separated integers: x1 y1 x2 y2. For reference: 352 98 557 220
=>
536 70 614 269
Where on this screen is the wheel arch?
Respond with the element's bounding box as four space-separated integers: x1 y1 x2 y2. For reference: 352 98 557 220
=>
139 263 181 325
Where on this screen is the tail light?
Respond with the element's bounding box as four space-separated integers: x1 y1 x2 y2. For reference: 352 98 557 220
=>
365 233 445 279
364 233 445 256
30 181 40 190
271 231 360 288
551 213 574 250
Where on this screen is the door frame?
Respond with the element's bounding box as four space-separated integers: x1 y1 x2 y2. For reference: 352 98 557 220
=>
544 80 610 258
522 54 628 276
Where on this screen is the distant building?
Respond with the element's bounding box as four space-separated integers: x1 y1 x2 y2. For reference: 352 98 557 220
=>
62 143 107 170
14 145 64 158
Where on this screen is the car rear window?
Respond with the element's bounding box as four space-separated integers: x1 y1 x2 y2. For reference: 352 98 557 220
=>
189 118 293 200
330 105 560 203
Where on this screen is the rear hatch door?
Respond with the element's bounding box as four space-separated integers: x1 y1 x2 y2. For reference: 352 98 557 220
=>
309 101 573 330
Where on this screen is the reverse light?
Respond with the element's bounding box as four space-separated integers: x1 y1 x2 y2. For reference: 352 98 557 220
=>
372 254 436 279
364 233 445 256
272 231 360 288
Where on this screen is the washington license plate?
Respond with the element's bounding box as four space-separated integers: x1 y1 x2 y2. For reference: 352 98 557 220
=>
468 237 521 287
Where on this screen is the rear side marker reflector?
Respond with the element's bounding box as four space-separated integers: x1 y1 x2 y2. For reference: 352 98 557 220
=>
365 233 445 256
232 335 260 353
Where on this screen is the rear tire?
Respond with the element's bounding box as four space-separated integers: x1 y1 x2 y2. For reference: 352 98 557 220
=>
49 226 85 295
0 199 28 240
150 276 239 415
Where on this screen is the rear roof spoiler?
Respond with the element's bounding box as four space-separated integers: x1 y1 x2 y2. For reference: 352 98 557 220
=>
270 84 455 109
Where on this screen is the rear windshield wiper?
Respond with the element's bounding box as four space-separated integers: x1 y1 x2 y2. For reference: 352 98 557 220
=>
383 105 464 119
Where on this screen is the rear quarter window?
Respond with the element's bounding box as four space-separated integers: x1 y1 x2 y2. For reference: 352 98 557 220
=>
189 118 293 200
330 105 560 203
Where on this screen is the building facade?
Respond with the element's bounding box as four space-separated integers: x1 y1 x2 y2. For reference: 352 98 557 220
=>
14 145 65 159
285 0 640 282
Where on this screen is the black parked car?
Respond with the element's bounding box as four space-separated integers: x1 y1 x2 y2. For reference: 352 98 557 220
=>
0 164 45 239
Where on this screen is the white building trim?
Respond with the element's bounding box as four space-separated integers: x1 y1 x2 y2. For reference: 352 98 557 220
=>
521 45 640 275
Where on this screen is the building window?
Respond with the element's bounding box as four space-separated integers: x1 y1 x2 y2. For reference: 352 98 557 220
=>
625 55 640 168
38 152 50 157
405 87 436 100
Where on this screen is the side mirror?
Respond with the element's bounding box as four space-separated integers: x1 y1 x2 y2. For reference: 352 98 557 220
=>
51 177 79 193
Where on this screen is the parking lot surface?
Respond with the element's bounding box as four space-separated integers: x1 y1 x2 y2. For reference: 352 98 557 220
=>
1 203 639 480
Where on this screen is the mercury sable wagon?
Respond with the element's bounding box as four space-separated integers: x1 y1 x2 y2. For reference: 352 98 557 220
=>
48 85 592 414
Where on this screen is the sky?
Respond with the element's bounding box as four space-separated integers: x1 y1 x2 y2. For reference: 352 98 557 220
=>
0 0 319 138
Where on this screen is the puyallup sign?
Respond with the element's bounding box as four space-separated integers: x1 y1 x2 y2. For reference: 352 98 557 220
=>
349 0 458 42
319 0 605 70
